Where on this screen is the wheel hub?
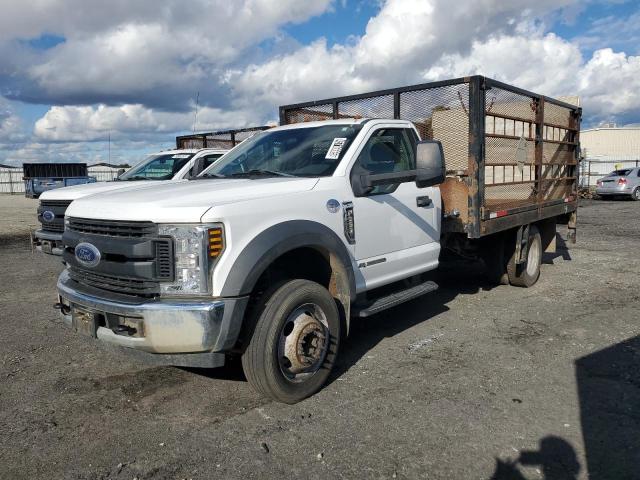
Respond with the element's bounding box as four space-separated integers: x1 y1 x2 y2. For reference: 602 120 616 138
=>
279 304 329 381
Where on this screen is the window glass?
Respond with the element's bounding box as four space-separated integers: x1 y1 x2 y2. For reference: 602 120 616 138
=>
119 153 194 180
351 128 417 194
202 154 224 169
608 169 632 177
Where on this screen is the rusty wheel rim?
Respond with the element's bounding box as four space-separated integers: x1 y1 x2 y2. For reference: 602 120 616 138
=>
277 303 329 383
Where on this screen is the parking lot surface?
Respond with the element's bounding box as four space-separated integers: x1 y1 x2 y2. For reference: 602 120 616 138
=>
0 197 638 480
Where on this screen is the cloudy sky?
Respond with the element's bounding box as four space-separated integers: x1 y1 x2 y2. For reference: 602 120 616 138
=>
0 0 638 166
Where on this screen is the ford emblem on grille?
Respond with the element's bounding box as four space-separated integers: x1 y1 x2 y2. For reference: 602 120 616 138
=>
75 242 101 268
42 210 55 222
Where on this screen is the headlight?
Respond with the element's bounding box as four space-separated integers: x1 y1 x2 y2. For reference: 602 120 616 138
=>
158 223 225 296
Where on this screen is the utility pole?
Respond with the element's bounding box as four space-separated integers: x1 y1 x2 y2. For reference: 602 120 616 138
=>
193 92 200 134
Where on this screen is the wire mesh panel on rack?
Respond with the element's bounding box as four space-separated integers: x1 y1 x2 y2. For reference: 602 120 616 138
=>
401 84 470 173
338 94 395 121
282 103 334 124
175 126 270 149
483 87 539 211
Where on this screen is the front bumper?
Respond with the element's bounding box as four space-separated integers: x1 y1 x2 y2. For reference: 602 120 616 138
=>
57 270 248 367
33 229 64 255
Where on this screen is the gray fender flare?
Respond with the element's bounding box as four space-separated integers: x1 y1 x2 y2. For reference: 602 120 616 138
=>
220 220 356 301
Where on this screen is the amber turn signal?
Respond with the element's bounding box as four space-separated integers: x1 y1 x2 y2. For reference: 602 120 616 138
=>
208 227 224 258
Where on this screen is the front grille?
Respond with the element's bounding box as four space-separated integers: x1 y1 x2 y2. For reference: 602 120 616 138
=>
68 267 159 297
41 200 73 207
67 217 157 238
43 222 65 232
39 200 71 233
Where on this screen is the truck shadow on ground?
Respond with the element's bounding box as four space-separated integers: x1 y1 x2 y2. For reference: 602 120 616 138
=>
542 233 572 264
574 334 640 479
329 259 494 383
489 335 640 480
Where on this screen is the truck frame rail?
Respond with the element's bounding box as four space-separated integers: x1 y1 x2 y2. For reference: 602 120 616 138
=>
279 76 581 239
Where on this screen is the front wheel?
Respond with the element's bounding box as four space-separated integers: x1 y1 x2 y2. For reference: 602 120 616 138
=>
241 279 341 404
506 225 542 288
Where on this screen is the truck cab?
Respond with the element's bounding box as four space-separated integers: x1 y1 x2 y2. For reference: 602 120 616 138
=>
34 148 228 255
56 119 444 403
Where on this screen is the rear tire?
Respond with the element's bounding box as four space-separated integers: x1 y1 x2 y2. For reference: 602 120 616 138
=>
631 187 640 201
507 225 542 288
241 279 340 404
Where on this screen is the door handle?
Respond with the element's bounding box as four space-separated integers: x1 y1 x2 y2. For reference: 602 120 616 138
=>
416 195 432 208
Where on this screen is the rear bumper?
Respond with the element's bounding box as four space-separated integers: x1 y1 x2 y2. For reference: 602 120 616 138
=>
33 229 64 255
596 185 633 195
56 270 248 367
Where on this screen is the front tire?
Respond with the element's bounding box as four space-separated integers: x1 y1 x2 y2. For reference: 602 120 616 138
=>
241 279 341 404
507 225 542 288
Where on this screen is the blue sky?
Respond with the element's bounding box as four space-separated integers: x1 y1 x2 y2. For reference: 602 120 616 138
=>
0 0 639 167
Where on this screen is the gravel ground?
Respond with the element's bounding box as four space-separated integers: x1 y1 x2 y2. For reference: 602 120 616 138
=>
0 195 38 246
0 197 638 480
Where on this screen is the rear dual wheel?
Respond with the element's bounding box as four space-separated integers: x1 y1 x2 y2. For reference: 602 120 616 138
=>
241 279 340 404
506 225 542 288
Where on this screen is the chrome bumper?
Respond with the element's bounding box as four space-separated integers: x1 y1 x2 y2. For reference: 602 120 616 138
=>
57 270 247 366
33 229 64 255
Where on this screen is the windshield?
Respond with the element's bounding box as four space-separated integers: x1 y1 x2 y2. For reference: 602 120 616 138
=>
119 153 195 180
199 124 361 178
608 169 632 177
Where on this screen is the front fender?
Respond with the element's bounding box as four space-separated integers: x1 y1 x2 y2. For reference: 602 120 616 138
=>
219 220 356 301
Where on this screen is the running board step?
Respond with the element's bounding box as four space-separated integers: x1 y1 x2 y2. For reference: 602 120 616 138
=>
352 280 439 318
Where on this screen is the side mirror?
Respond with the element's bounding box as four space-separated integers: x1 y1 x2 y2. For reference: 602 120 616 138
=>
415 140 445 188
116 168 125 178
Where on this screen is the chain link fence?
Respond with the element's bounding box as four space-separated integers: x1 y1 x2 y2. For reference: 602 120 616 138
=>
0 167 127 194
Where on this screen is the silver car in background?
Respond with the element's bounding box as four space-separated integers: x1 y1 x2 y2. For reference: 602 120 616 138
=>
596 167 640 200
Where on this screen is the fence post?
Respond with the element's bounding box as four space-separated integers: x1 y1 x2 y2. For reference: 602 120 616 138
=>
587 161 591 188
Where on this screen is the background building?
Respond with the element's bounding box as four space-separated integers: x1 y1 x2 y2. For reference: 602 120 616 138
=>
580 127 640 187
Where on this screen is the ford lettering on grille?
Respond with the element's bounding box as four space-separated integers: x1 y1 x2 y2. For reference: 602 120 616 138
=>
75 242 101 268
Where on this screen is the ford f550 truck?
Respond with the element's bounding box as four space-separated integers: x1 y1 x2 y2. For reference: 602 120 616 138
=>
55 77 580 403
34 127 268 255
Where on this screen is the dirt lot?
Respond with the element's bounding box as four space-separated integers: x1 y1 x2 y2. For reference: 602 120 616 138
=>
0 197 638 480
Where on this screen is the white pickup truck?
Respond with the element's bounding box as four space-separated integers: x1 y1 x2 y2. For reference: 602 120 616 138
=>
55 77 581 403
34 148 228 255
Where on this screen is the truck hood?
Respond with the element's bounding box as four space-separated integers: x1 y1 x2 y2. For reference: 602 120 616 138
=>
66 177 319 222
39 180 170 200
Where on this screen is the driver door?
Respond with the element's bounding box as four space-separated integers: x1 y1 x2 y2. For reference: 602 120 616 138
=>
349 127 440 289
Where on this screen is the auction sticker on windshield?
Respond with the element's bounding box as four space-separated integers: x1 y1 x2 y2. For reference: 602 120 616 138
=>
325 138 347 160
172 154 191 159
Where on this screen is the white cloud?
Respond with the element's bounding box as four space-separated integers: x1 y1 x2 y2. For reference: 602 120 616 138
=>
230 0 640 126
2 0 334 108
0 97 26 143
3 0 640 167
34 103 259 142
229 0 579 105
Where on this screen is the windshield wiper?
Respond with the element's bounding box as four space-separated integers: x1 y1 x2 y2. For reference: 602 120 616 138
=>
123 175 150 181
194 173 226 179
228 169 295 178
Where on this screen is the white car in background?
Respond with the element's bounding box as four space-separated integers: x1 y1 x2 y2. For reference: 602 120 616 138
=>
34 148 228 255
